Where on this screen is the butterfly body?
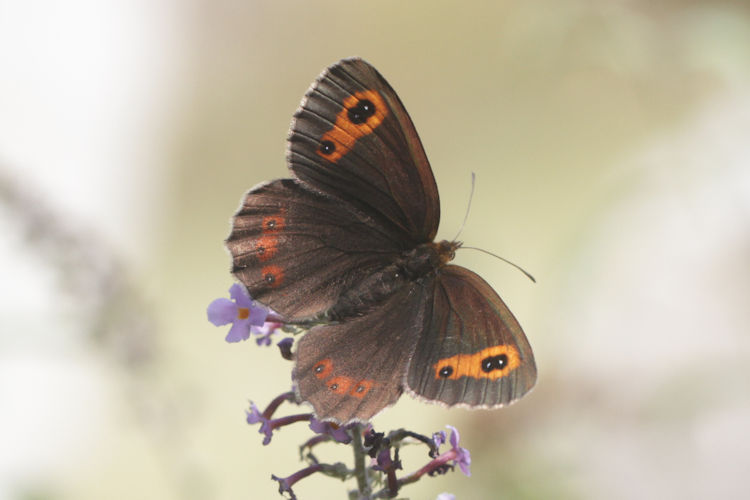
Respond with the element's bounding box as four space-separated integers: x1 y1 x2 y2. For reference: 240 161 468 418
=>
328 239 459 321
227 58 535 423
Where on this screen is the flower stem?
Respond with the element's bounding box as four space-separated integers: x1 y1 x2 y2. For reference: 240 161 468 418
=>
351 424 371 498
262 391 295 419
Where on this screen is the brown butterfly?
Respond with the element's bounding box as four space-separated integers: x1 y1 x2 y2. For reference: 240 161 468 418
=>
226 58 536 424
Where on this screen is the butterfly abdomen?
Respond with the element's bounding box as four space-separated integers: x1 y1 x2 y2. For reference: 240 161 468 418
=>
327 263 408 321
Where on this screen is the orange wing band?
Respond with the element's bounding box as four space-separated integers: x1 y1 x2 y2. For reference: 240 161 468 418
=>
316 90 388 163
433 344 521 380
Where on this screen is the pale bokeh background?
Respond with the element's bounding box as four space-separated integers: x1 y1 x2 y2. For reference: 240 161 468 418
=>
2 1 749 499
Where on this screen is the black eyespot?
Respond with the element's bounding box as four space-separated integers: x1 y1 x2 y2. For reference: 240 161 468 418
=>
481 354 509 373
496 354 508 369
481 357 494 373
329 383 338 390
347 99 375 124
264 273 275 284
314 365 324 373
257 245 265 255
266 220 276 229
356 385 365 393
319 140 335 155
438 366 453 378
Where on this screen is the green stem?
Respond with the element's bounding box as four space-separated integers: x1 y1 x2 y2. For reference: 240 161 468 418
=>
351 424 372 499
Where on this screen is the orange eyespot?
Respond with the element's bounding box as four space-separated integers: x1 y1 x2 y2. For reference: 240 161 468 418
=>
255 235 279 262
433 345 521 380
261 265 284 288
262 210 286 234
316 90 388 163
326 376 354 395
313 359 333 379
349 379 374 398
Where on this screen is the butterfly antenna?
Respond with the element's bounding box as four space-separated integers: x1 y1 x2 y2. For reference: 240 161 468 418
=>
452 172 476 242
461 246 537 283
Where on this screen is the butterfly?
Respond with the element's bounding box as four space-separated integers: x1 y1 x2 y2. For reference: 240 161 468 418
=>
226 57 536 424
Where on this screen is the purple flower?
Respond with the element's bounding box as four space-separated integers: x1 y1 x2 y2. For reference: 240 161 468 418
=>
246 402 274 445
271 473 298 500
446 425 471 476
253 321 283 346
277 337 294 360
436 494 456 500
272 464 324 500
246 394 312 446
406 425 472 485
207 283 268 342
309 417 352 444
432 430 447 448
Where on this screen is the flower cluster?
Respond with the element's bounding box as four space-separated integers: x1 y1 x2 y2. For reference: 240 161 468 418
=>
245 388 471 499
208 284 471 499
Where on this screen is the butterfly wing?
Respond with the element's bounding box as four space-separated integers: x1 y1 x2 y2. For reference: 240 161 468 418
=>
294 283 428 423
288 57 440 245
228 58 442 321
406 265 537 407
227 179 402 321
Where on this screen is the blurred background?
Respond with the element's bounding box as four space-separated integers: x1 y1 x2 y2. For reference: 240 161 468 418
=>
1 1 749 499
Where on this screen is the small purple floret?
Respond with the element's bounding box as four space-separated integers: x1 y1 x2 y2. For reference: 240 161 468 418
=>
272 464 323 500
253 321 283 346
446 425 471 476
246 402 263 424
277 337 294 360
309 417 352 444
207 283 268 342
246 402 274 445
432 430 447 448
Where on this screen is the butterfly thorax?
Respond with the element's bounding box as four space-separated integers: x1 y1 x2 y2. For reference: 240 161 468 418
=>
327 240 460 321
400 240 460 279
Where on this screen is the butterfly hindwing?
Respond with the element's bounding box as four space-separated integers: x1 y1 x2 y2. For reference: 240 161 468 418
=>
288 57 440 245
227 178 401 321
294 284 428 423
406 265 537 407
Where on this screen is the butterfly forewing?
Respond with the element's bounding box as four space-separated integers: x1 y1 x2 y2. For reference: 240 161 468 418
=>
227 179 401 321
288 57 440 244
406 265 537 407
